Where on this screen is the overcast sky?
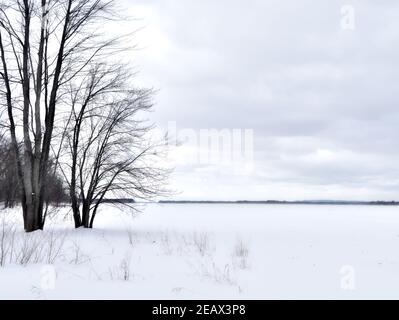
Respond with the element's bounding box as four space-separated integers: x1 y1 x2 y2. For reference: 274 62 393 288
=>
123 0 399 201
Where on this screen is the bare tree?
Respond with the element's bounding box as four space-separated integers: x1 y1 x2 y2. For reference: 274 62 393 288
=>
58 63 169 228
0 0 121 232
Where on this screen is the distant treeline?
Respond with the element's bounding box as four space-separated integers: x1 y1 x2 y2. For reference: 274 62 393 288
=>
158 200 399 206
100 199 136 204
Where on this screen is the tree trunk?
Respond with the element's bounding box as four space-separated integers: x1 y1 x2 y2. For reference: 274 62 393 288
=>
82 202 91 228
72 198 82 228
24 202 41 232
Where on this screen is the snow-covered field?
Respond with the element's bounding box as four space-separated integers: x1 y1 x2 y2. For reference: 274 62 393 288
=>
1 203 399 300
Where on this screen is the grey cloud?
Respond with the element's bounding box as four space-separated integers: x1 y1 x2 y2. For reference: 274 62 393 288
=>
128 0 399 200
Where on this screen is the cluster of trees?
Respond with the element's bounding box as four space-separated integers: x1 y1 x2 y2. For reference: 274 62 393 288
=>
0 136 19 208
0 137 69 208
0 0 168 232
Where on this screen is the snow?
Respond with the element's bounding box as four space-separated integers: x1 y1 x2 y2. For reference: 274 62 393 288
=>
1 203 399 299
